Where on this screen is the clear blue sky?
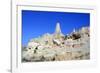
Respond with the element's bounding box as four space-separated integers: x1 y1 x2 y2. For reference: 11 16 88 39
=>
22 10 90 46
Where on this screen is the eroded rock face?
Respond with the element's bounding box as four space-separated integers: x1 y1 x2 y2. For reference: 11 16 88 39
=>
22 23 90 62
53 39 61 46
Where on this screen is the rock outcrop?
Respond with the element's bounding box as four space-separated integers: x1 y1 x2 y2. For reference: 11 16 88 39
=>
22 22 90 62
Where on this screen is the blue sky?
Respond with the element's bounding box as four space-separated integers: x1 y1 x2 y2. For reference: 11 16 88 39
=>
22 10 90 46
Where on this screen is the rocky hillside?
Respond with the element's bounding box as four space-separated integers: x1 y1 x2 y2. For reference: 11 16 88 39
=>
22 23 90 62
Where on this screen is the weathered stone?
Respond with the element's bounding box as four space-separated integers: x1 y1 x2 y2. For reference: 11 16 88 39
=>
22 22 90 62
